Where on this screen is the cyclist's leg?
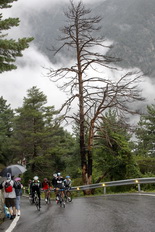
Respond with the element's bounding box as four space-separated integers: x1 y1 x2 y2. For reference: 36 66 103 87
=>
32 191 35 203
66 190 72 202
56 188 59 200
37 190 41 208
47 189 50 199
44 190 48 201
61 189 65 198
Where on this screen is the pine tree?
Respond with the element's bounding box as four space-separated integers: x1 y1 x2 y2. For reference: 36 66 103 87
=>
94 110 140 181
136 104 155 157
13 87 47 171
0 0 33 73
47 1 144 189
13 86 76 178
0 96 14 165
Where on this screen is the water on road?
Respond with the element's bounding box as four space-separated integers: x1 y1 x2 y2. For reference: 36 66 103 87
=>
1 193 155 232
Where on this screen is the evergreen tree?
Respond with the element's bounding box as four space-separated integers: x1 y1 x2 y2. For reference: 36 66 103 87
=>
13 86 77 180
0 96 14 165
0 0 33 73
94 110 140 182
47 1 144 189
135 104 155 157
13 86 48 172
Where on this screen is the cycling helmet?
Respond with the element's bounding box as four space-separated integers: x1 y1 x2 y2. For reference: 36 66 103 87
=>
66 176 70 178
53 173 57 178
33 176 39 180
57 172 61 176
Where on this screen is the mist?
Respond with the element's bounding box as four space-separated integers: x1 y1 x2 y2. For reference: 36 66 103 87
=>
0 0 155 133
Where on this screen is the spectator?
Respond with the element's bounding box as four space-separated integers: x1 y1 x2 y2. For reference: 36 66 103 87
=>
2 173 16 220
14 177 22 216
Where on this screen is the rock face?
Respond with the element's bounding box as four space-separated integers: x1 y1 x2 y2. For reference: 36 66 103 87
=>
0 190 5 224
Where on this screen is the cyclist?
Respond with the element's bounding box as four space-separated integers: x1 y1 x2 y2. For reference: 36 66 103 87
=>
64 176 72 190
53 173 65 202
42 178 51 202
30 176 41 208
52 173 57 188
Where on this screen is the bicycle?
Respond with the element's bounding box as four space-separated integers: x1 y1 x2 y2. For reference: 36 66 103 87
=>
64 188 72 203
56 189 65 208
34 191 41 211
43 189 51 205
29 194 33 205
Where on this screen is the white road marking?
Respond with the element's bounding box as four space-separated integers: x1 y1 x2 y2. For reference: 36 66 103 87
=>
139 193 155 197
5 216 20 232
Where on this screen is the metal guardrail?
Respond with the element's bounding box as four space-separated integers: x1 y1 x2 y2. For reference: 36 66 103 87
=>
22 177 155 195
70 177 155 194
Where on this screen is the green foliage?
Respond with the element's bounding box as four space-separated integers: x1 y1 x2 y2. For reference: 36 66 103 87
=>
0 0 33 73
93 110 141 182
11 86 79 182
0 96 14 165
135 104 155 157
135 155 155 175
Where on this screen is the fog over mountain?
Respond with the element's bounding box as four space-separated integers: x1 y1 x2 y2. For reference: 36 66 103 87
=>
19 0 155 77
0 0 155 127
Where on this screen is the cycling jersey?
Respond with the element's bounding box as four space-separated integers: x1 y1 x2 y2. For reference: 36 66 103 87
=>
55 177 64 189
30 180 41 192
64 179 71 188
42 181 50 190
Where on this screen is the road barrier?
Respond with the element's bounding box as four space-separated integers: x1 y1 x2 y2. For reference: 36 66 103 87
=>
22 177 155 195
70 177 155 194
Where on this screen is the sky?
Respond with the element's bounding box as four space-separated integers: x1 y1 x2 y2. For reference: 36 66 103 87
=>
0 0 155 132
0 0 106 110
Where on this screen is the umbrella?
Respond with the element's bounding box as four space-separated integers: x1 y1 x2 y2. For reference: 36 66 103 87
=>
0 164 27 177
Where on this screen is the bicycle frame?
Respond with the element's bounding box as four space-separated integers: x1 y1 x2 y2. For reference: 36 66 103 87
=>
57 189 65 208
43 189 51 204
64 189 72 203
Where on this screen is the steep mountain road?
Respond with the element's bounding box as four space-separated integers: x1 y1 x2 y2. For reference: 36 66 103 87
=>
1 194 155 232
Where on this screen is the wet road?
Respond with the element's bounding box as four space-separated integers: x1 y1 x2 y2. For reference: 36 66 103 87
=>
1 193 155 232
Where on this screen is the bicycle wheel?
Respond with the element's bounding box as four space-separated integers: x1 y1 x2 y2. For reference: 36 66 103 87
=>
60 198 65 208
29 195 33 205
66 191 72 202
36 200 40 211
47 196 51 205
35 196 40 211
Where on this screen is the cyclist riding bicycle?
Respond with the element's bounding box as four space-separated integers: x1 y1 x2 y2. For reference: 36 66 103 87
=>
53 173 65 202
52 173 57 188
64 176 72 190
42 178 51 202
30 176 41 208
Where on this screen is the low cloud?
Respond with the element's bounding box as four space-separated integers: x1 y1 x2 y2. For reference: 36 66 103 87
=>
0 46 66 109
1 0 155 133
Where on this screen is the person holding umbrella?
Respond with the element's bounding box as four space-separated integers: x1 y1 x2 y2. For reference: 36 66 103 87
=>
2 173 16 220
0 164 27 219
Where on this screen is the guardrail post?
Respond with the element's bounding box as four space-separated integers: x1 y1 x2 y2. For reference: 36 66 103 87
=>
104 187 106 194
138 183 141 192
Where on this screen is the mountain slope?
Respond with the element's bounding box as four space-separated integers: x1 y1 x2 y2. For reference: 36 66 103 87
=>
28 0 155 77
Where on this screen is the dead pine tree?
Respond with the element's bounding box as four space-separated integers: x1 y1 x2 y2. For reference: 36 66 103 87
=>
47 0 144 194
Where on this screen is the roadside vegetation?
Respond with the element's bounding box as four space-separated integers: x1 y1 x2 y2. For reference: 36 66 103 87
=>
0 0 155 195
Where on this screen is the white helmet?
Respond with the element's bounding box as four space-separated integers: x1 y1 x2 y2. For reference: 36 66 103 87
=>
33 176 39 180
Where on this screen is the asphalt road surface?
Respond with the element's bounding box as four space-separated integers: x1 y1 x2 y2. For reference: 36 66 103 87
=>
1 193 155 232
